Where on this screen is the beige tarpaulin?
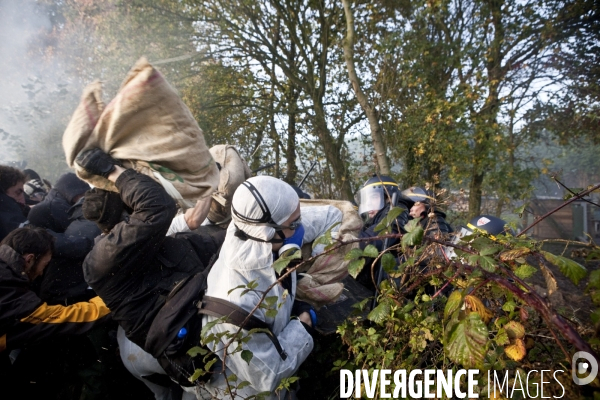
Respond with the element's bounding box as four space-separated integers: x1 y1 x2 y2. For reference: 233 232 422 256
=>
208 144 252 226
297 199 364 309
63 57 219 208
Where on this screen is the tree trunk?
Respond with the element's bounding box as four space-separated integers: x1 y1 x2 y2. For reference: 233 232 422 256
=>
285 43 299 185
313 100 353 200
341 0 390 175
469 166 484 219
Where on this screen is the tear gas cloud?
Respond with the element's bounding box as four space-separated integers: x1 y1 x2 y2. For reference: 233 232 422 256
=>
0 0 80 181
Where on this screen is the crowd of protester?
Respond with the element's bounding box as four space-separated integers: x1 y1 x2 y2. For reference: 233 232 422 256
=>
0 158 466 400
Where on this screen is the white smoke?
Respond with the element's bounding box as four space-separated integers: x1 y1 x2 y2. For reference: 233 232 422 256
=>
0 0 78 181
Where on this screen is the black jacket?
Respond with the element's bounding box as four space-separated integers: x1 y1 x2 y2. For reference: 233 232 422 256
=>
415 209 453 237
0 193 28 241
83 170 224 349
0 245 110 353
38 200 101 305
27 172 89 233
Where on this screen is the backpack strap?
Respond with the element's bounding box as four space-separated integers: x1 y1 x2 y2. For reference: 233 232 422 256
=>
198 295 288 360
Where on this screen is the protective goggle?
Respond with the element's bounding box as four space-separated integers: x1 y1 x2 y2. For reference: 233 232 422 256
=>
282 216 302 231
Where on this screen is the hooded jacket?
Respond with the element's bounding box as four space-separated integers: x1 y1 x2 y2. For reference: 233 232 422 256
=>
27 172 90 233
0 244 110 353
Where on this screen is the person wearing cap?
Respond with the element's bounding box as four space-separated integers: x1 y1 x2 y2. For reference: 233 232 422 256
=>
402 186 453 238
199 175 342 399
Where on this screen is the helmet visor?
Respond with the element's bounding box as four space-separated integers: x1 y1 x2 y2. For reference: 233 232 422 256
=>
355 185 385 216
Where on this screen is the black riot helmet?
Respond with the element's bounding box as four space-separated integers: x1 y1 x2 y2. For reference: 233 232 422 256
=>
354 174 400 216
445 215 511 260
400 186 432 208
467 215 510 236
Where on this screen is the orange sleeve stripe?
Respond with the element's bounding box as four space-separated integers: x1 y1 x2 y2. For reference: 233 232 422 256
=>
0 334 6 353
20 296 110 325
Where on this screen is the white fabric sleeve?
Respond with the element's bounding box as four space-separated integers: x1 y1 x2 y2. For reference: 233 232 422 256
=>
300 205 343 256
166 213 190 236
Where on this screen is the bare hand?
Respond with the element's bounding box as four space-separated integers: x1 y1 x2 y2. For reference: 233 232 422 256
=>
183 196 212 230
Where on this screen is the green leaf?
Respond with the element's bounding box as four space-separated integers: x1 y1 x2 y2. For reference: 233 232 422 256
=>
514 264 537 280
381 253 397 273
502 301 516 312
228 284 247 295
479 245 503 256
266 309 278 319
444 313 489 369
312 234 330 249
541 251 587 285
189 368 205 382
344 248 364 261
347 258 366 279
277 376 300 390
352 297 370 311
272 249 301 274
264 296 278 306
444 290 463 320
363 244 379 258
470 237 496 251
227 374 238 382
495 328 510 346
312 222 339 249
374 207 405 234
367 301 390 325
187 346 208 357
201 316 227 339
404 218 421 233
247 327 270 336
588 270 600 289
402 223 424 250
204 357 217 371
514 203 527 218
241 349 253 365
469 255 497 272
237 381 251 390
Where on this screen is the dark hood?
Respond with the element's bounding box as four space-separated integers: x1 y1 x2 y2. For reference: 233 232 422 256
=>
54 173 90 204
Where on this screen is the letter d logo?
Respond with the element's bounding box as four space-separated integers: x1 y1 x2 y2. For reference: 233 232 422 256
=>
572 351 599 385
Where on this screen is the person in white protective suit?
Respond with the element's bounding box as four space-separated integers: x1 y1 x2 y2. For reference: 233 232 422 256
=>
197 176 342 399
